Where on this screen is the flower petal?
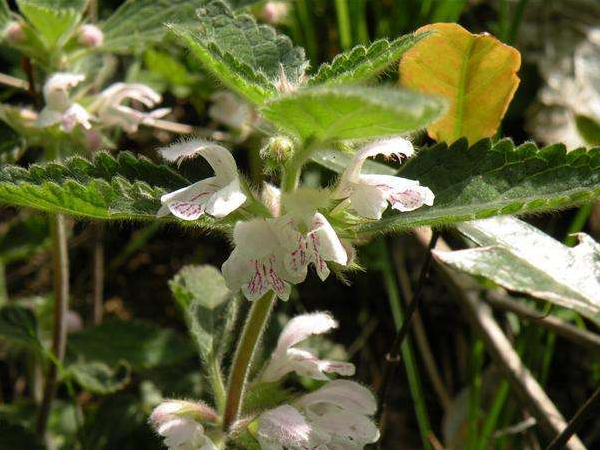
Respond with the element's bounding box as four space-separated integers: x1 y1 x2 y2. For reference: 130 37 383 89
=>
204 178 247 218
159 178 219 221
309 213 347 274
258 405 314 449
310 410 380 448
43 73 85 111
349 184 389 220
287 348 355 380
275 312 338 356
232 219 282 259
389 185 435 212
296 380 377 416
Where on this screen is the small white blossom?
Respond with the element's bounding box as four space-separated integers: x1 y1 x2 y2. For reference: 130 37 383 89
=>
91 82 170 133
157 139 247 220
336 137 434 220
261 312 355 383
77 24 104 48
150 400 218 450
257 381 379 450
36 73 93 132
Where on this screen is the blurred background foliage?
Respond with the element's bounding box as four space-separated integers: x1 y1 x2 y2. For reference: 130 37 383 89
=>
2 1 600 449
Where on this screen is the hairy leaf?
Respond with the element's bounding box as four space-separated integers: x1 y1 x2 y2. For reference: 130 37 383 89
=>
310 34 426 86
400 23 521 144
434 216 600 326
17 0 84 48
353 139 600 233
261 85 445 141
169 0 307 104
169 265 239 366
68 319 194 370
0 151 215 224
101 0 208 52
68 361 131 395
0 305 39 349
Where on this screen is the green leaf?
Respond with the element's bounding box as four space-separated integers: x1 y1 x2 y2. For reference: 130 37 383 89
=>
68 319 194 370
0 305 39 349
0 0 11 36
434 216 600 327
575 115 600 146
0 151 214 224
169 0 307 104
0 214 50 264
68 361 131 395
169 265 239 365
309 34 426 86
353 139 600 233
261 85 445 141
101 0 209 52
17 0 84 48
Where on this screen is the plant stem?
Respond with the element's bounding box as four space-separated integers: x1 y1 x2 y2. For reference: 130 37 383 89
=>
222 291 275 430
281 139 317 193
334 0 352 50
545 383 600 450
36 213 70 438
376 231 439 427
209 357 227 414
92 222 104 325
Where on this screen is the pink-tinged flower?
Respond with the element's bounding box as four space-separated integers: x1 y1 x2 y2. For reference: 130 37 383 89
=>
36 73 93 132
256 381 379 450
157 139 247 220
150 400 218 450
91 82 170 133
260 312 355 383
336 137 434 220
222 219 296 301
5 22 26 44
77 24 104 48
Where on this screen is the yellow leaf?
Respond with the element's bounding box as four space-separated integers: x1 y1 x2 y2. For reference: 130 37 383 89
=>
399 23 521 144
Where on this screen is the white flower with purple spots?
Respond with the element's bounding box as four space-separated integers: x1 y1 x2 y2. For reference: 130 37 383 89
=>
336 137 434 220
157 139 247 220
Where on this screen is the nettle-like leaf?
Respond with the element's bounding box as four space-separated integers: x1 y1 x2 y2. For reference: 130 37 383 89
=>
435 216 600 326
169 265 239 366
400 23 521 144
309 34 427 86
0 151 218 225
169 0 307 105
101 0 208 52
17 0 85 48
68 361 131 395
0 305 40 349
327 138 600 234
261 85 445 142
68 319 194 371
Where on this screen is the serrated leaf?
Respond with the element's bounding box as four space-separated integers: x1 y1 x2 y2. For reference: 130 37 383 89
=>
101 0 208 52
261 85 445 142
17 0 84 48
0 152 219 226
352 139 600 233
400 23 521 144
310 34 426 86
169 265 239 365
434 216 600 327
0 305 39 348
68 319 194 370
169 0 307 104
68 361 131 395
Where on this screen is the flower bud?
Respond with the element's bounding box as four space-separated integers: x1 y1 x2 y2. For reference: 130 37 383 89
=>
77 24 104 48
260 135 294 163
5 22 26 45
150 400 218 425
260 1 289 24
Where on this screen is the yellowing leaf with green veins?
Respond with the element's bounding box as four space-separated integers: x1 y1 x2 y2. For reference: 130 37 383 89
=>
400 23 521 144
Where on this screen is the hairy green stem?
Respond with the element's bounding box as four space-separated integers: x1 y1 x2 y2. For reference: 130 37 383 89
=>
223 292 275 430
36 213 70 438
281 139 317 193
209 357 227 414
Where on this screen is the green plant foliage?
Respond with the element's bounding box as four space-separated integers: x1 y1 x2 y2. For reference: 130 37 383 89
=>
434 216 600 326
68 361 132 395
17 0 84 48
0 0 11 36
0 151 209 222
169 265 239 366
358 139 600 233
0 421 45 450
170 0 307 104
0 214 50 264
0 305 39 349
309 34 427 86
100 0 209 52
68 319 194 370
261 85 445 141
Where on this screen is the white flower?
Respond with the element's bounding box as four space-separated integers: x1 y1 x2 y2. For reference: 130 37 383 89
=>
36 73 93 132
260 312 355 383
150 400 218 450
157 139 247 220
91 82 170 133
336 137 434 220
77 24 104 48
222 219 295 301
209 91 255 140
257 381 379 450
